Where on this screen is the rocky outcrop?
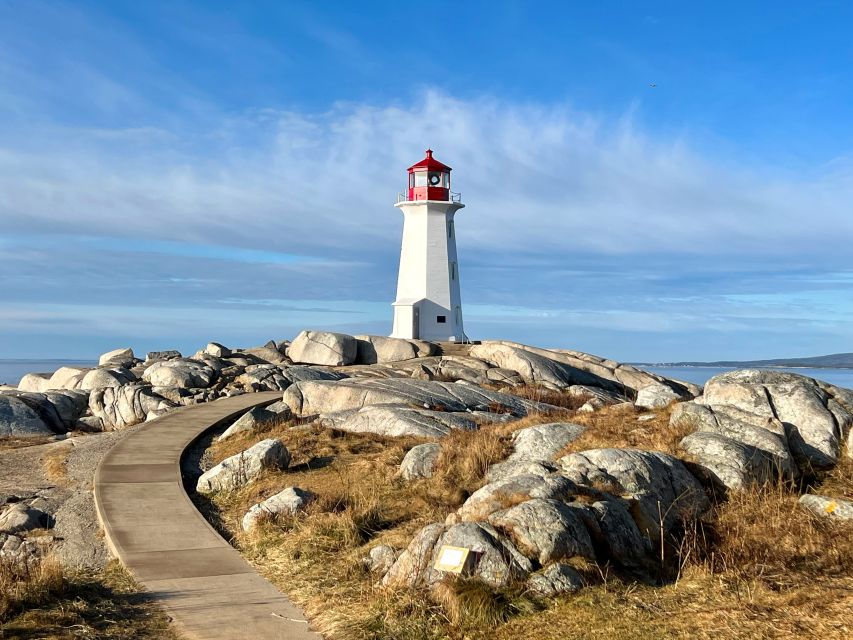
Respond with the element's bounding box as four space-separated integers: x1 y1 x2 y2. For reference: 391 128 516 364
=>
487 422 585 482
319 405 481 438
635 384 681 409
558 449 709 541
241 487 315 530
398 443 442 480
283 378 554 418
0 394 58 437
204 342 232 358
79 367 136 391
354 335 434 364
17 373 52 393
48 367 89 390
526 563 585 597
196 439 290 494
674 370 853 488
143 359 216 389
89 384 175 429
287 331 357 366
382 521 533 588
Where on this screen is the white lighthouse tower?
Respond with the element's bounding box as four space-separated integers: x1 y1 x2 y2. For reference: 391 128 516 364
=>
391 149 466 342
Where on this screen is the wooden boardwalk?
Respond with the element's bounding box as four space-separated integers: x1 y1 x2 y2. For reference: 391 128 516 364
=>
94 392 321 640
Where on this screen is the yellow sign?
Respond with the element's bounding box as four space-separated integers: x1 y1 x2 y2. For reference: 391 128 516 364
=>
434 545 472 574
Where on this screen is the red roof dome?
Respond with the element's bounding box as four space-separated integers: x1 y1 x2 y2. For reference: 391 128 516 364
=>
407 149 452 173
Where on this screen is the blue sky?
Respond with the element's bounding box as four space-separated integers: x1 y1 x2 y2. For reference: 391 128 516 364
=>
1 1 852 361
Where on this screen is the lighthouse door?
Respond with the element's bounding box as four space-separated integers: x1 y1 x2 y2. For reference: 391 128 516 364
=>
412 306 420 339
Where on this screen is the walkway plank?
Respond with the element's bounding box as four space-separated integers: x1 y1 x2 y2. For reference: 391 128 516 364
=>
94 392 321 640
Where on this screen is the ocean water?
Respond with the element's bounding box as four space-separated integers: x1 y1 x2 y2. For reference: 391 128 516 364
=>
640 365 853 390
0 360 96 386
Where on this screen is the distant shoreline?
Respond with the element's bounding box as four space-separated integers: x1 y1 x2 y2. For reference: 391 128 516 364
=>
634 363 853 370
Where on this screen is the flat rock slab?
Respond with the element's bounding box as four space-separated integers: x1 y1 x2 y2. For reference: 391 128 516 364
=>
94 392 321 640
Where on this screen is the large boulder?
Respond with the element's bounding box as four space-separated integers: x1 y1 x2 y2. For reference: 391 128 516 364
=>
89 384 175 429
204 342 232 358
0 504 51 534
487 498 596 565
0 395 58 437
398 443 442 480
98 347 135 367
558 448 709 541
143 359 216 389
354 335 433 364
287 331 357 366
48 367 89 390
680 431 791 490
685 369 851 474
17 373 52 393
235 365 289 392
282 378 553 418
196 439 290 494
218 406 276 442
635 384 682 409
319 405 480 438
382 521 532 589
79 367 136 391
241 487 316 530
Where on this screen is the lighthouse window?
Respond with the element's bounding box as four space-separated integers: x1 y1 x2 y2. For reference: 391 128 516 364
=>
414 172 428 187
436 315 447 324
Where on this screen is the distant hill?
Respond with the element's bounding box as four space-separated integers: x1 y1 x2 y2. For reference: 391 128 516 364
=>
640 352 853 369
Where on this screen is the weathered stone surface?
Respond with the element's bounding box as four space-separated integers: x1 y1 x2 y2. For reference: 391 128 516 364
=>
235 365 289 392
398 443 442 480
798 494 853 521
454 474 577 523
488 498 596 564
41 390 90 428
89 384 175 429
48 366 89 390
590 498 651 567
283 366 348 385
17 373 52 392
679 431 783 490
196 439 290 494
287 330 357 366
526 563 585 597
469 342 617 390
486 368 524 386
702 369 847 471
487 422 585 482
558 448 709 540
635 383 681 409
98 347 135 367
363 544 398 575
204 342 232 358
283 378 553 418
265 400 293 417
319 405 479 438
355 335 421 364
143 359 216 389
0 504 50 534
79 367 137 391
382 523 446 587
241 487 315 530
0 395 55 437
218 406 276 442
145 350 182 363
243 346 288 365
432 522 532 588
0 533 44 562
671 402 796 481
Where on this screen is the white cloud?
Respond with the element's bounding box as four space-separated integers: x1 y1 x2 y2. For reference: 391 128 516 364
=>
2 90 852 263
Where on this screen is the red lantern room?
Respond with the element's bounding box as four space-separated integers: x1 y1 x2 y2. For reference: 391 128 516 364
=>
407 149 452 201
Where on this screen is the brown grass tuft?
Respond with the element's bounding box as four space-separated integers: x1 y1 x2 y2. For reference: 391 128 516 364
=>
41 443 72 485
0 553 64 620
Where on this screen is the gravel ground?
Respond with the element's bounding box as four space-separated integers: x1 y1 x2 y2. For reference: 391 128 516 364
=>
0 427 142 569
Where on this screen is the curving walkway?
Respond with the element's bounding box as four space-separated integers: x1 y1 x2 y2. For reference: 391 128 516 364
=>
94 392 321 640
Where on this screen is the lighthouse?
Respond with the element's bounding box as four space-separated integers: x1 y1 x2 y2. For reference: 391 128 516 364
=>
391 149 467 342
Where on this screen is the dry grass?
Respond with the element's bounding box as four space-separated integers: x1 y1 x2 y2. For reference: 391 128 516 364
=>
198 400 853 640
561 403 691 458
0 435 54 452
507 385 592 411
41 443 72 485
1 558 180 639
